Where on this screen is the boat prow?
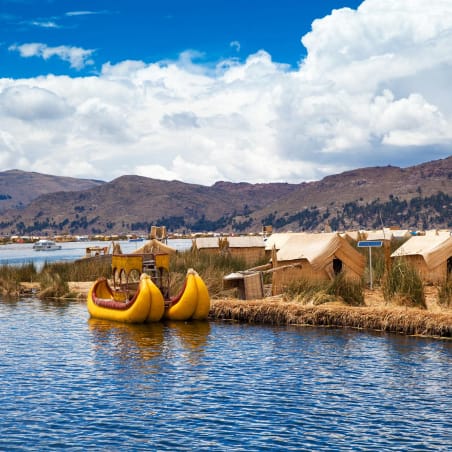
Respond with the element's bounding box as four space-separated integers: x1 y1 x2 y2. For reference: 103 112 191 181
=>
164 268 210 321
87 273 164 323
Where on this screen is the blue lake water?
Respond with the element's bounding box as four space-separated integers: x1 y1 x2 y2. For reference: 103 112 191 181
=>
0 239 192 269
0 296 451 451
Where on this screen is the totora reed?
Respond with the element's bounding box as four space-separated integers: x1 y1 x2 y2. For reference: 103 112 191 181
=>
209 299 452 338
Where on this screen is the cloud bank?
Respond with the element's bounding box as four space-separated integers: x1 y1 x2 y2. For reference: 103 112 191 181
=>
1 0 451 185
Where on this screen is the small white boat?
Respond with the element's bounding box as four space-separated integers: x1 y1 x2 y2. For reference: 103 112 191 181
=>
32 239 62 251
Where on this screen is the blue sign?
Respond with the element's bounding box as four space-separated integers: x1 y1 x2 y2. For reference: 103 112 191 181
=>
357 240 383 248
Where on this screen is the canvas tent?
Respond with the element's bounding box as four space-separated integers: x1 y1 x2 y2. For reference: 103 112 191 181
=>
391 232 452 283
271 232 365 294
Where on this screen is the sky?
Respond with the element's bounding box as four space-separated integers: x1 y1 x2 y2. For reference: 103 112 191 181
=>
1 0 451 186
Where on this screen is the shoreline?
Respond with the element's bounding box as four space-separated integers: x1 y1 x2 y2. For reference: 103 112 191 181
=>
209 298 452 339
18 281 452 339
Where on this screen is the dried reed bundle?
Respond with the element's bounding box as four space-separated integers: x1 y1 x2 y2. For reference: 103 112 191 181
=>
210 299 452 338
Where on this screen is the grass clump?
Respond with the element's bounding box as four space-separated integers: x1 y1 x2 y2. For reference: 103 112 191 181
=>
284 279 332 305
326 273 365 306
0 263 38 296
382 259 426 309
170 250 251 298
438 277 452 308
41 259 112 282
38 269 70 299
35 259 113 299
284 273 364 306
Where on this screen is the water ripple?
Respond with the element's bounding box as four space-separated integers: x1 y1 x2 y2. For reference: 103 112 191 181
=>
0 298 450 451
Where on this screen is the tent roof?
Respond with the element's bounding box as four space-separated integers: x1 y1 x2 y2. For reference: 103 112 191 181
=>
391 233 452 269
132 238 176 254
276 232 365 272
264 232 306 251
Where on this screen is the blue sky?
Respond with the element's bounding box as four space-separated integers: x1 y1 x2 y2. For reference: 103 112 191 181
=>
2 0 361 77
0 0 451 185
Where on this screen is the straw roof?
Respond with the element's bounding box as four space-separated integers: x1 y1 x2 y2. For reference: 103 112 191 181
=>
264 232 306 251
391 232 452 269
341 230 361 242
276 232 364 272
132 238 176 254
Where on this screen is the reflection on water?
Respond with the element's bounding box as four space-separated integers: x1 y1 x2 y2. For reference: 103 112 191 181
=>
88 319 211 364
0 297 451 451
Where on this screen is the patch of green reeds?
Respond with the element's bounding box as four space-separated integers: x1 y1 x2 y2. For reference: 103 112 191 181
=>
438 277 452 308
358 237 408 286
327 273 365 306
35 259 112 299
284 273 364 307
170 250 264 298
382 258 426 309
41 259 112 282
284 279 334 305
0 263 38 295
38 269 70 299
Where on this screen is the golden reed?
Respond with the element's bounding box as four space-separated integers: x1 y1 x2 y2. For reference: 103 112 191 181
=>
210 299 452 338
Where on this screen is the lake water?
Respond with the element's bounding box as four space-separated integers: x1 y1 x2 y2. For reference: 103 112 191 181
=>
0 239 192 269
0 296 451 451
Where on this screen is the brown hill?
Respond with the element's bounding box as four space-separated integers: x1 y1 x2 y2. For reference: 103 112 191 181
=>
0 157 450 235
252 157 452 229
0 169 104 213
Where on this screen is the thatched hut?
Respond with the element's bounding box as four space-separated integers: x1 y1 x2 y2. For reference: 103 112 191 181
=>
132 238 176 255
271 232 366 295
192 236 265 266
391 232 452 283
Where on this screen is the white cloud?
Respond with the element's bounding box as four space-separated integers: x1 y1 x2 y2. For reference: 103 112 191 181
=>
66 11 98 17
9 42 95 70
1 0 452 185
230 40 241 52
65 10 111 17
30 20 60 29
0 85 72 120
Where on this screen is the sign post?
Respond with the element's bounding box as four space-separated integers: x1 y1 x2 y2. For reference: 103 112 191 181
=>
357 240 383 290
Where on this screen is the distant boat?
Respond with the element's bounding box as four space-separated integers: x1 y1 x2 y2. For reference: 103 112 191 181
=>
32 239 62 251
128 237 145 242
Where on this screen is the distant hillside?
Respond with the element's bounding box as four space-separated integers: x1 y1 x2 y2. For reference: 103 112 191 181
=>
0 157 450 236
0 169 105 213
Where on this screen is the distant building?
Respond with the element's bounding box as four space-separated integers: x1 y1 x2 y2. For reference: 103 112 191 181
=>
192 235 266 266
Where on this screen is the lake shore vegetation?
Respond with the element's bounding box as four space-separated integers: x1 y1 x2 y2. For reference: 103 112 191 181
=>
0 249 451 338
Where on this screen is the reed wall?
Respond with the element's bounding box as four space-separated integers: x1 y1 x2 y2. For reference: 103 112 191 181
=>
210 299 452 338
395 255 448 284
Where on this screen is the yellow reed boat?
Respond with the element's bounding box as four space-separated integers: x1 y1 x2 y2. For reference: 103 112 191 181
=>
87 273 165 323
86 251 210 323
87 254 164 323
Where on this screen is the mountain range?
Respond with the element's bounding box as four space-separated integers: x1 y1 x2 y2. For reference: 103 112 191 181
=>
0 156 450 236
